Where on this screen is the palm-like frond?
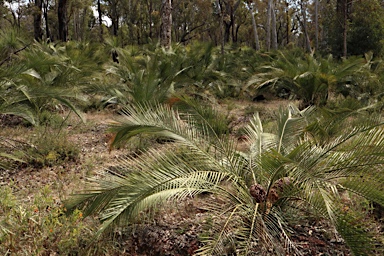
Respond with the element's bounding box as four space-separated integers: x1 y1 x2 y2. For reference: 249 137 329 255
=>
68 103 384 255
104 47 189 106
247 51 368 107
67 113 236 236
0 42 86 125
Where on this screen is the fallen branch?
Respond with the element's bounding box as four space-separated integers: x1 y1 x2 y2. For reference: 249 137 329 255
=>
0 44 30 67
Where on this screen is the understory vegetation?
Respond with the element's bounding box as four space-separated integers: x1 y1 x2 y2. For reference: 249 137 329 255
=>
2 31 384 255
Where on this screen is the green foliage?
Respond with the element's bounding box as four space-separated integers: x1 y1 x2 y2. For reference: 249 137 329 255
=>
0 41 86 125
247 50 368 108
0 136 27 170
0 185 93 255
348 0 384 57
67 103 384 255
26 127 80 167
97 44 189 106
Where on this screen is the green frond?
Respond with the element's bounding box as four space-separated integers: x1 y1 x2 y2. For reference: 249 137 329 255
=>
336 211 377 256
109 103 208 148
68 103 384 254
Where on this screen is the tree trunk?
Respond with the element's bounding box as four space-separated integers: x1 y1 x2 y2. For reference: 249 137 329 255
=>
337 0 353 58
58 0 68 41
248 2 260 50
111 0 119 36
146 0 153 39
160 0 172 49
43 0 50 40
285 0 289 45
271 0 278 50
315 0 319 50
266 0 272 50
231 0 241 43
343 0 347 58
33 0 43 41
218 0 225 55
300 0 312 52
98 0 103 42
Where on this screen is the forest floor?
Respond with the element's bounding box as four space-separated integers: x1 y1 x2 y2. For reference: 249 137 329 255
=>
1 99 383 255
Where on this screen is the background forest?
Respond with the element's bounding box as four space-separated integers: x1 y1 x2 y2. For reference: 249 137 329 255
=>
1 0 384 56
2 0 384 255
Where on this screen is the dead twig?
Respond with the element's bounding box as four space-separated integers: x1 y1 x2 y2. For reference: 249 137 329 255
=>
0 44 30 67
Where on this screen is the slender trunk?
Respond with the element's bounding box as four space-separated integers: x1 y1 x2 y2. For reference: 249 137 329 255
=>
218 0 224 55
248 3 260 50
285 0 289 45
315 0 319 50
271 0 278 50
342 0 347 58
43 0 50 40
58 0 68 41
80 8 87 41
34 0 43 41
232 0 241 43
97 0 103 42
111 0 119 36
300 0 311 52
160 0 172 49
266 0 272 50
147 0 153 39
73 9 78 40
337 0 352 58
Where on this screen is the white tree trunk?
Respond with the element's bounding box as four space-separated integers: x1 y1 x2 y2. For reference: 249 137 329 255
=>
248 3 260 51
300 0 312 52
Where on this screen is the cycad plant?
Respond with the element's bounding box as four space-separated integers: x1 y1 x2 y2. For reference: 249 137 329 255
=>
95 45 189 107
247 50 366 108
66 103 384 255
0 42 85 125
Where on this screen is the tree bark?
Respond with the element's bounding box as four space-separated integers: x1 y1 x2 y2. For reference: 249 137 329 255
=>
247 1 260 50
33 0 43 41
58 0 68 41
111 0 119 36
98 0 103 42
285 0 289 45
300 0 312 52
146 0 153 39
160 0 172 49
315 0 319 50
271 0 278 50
266 0 272 50
218 0 225 55
43 0 50 40
337 0 353 58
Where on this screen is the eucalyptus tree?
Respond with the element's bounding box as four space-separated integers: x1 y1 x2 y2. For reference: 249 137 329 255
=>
266 0 278 50
299 0 311 52
66 101 384 255
58 0 68 41
160 0 172 49
348 0 384 57
69 0 93 41
172 0 213 44
245 0 260 50
33 0 43 41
